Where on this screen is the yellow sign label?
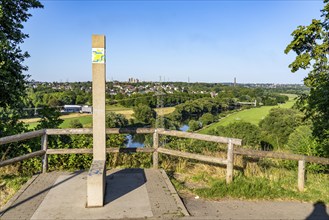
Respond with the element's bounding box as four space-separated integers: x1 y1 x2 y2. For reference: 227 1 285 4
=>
92 48 105 63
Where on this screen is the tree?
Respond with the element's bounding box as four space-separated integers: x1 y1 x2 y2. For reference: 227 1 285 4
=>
259 108 303 149
199 113 215 126
69 119 83 128
106 112 128 128
188 120 201 131
132 104 156 124
285 0 329 146
0 0 43 107
0 0 43 138
36 107 63 129
214 122 261 147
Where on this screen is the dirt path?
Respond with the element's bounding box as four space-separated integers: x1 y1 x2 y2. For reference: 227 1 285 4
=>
183 197 329 219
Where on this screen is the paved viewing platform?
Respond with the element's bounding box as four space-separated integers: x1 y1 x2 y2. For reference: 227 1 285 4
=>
0 169 188 219
1 168 329 220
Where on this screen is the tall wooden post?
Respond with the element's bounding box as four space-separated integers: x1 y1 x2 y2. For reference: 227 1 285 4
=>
153 130 159 169
87 35 106 207
92 35 106 161
298 159 306 191
41 134 48 173
226 139 234 184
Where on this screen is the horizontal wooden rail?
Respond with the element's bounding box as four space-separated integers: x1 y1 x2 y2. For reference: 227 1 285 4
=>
46 128 155 135
158 147 227 165
0 129 46 145
46 147 154 155
0 150 46 167
46 128 92 135
107 147 154 153
106 128 155 134
234 148 329 165
47 148 92 154
157 129 242 145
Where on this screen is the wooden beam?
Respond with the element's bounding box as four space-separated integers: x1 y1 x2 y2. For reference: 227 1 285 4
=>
45 128 155 135
153 130 159 169
157 129 242 145
106 147 154 153
46 147 154 155
41 134 48 173
0 150 46 167
226 139 234 184
46 148 93 154
157 147 227 165
234 147 329 165
298 159 306 192
106 128 155 134
46 128 92 135
0 129 45 145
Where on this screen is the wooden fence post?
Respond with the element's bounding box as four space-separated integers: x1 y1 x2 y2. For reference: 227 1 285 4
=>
41 134 48 173
153 130 159 169
226 139 234 184
298 159 306 191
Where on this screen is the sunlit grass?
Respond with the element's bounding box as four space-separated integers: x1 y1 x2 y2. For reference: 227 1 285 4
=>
199 97 296 134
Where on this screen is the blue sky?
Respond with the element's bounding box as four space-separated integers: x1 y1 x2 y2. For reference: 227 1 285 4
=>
23 0 324 83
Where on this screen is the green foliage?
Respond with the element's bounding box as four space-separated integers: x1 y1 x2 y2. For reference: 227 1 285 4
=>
132 104 156 124
199 113 215 126
0 173 30 206
285 1 329 153
213 122 261 147
259 108 303 149
35 107 63 129
0 0 42 166
286 125 327 172
106 112 128 128
59 115 92 128
188 120 201 132
69 119 83 128
0 108 27 138
169 98 222 123
0 0 43 108
286 126 316 155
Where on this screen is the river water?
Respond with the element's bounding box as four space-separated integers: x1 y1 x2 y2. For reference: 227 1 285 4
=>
125 124 189 148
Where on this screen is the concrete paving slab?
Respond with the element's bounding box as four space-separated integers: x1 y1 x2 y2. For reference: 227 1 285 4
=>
1 169 188 219
0 172 63 219
31 170 153 219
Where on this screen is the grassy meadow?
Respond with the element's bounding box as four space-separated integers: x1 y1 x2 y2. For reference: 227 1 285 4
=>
199 95 297 134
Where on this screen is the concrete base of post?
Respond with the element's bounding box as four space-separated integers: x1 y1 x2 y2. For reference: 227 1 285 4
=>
86 160 106 207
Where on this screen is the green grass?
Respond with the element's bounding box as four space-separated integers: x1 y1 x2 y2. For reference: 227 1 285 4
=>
59 115 92 128
193 171 329 203
199 97 296 134
105 104 131 111
27 115 92 129
0 173 31 208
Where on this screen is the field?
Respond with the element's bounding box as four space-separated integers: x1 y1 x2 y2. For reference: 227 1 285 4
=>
23 106 175 129
199 95 297 134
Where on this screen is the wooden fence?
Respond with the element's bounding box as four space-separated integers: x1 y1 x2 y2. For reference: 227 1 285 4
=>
1 128 329 191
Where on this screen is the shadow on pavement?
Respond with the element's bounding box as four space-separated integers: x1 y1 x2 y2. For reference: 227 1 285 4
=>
306 201 329 220
0 171 84 216
104 168 146 205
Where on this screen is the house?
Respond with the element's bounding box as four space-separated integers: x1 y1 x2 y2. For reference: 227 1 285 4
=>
81 105 93 114
63 105 81 113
